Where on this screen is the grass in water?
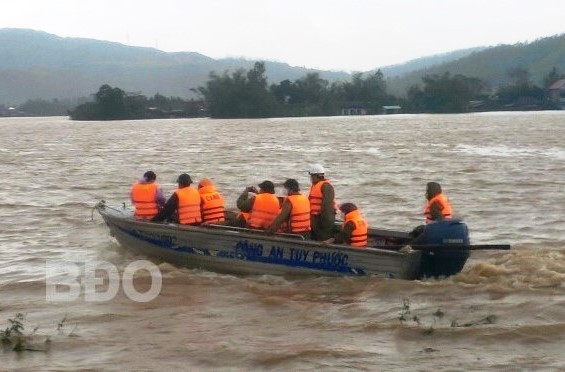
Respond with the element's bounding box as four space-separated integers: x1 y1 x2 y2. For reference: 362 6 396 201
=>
398 298 497 336
1 313 27 351
1 313 77 352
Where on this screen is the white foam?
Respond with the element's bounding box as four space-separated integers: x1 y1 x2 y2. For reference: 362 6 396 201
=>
452 144 565 160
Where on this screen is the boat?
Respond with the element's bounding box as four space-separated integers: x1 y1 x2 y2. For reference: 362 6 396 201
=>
94 201 510 280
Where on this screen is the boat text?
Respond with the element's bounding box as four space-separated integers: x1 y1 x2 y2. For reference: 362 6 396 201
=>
233 240 349 267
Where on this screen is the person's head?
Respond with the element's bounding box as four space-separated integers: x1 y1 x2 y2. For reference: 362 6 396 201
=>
308 163 326 182
339 202 358 216
283 178 300 194
426 182 442 200
143 171 157 182
258 180 275 194
198 178 213 189
177 173 193 188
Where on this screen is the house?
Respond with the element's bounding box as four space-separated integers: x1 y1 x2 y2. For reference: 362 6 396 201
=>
548 79 565 106
3 107 27 117
382 105 401 114
341 102 367 116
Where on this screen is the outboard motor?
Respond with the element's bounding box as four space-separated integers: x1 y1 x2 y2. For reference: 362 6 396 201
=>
417 219 470 245
416 219 471 279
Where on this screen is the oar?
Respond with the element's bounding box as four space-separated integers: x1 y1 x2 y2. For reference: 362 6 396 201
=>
381 244 511 251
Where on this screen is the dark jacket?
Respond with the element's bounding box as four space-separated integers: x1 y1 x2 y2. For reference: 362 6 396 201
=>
236 189 255 212
333 220 356 244
151 193 179 222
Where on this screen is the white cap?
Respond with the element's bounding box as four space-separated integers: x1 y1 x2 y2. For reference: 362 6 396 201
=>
308 164 326 175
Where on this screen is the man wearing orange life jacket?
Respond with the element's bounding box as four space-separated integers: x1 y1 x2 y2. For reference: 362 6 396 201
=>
151 173 202 225
324 203 368 248
130 170 166 220
267 178 311 238
410 181 454 239
424 182 453 224
308 164 337 241
236 180 281 229
197 178 226 224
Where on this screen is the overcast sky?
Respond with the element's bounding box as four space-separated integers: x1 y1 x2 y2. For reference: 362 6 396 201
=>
2 0 564 72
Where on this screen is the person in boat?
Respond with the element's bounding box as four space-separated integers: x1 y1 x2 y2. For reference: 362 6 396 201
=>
410 181 453 239
236 180 281 229
424 181 452 223
197 178 226 224
408 182 470 278
130 170 166 220
266 178 311 238
324 203 368 248
151 173 202 225
308 164 337 241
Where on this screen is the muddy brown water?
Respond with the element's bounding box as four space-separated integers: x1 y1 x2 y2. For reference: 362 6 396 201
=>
1 112 564 370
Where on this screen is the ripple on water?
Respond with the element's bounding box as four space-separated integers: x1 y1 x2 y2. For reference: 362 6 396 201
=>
1 114 565 370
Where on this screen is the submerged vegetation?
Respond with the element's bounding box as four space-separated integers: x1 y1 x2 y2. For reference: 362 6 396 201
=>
1 313 28 351
1 313 77 353
397 298 497 336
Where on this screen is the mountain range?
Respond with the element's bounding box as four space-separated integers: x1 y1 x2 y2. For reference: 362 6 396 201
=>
0 28 350 105
1 28 564 105
384 34 565 96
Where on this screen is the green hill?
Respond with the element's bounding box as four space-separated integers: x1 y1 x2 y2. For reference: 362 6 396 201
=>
385 34 565 96
377 47 487 78
2 28 565 104
0 28 350 104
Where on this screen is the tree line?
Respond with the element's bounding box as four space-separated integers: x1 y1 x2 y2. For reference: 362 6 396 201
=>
195 62 394 118
195 62 564 117
6 62 563 120
68 85 204 120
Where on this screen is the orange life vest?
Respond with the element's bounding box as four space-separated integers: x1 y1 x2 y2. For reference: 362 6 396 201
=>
424 193 453 223
343 210 368 248
308 179 337 216
176 186 202 225
248 193 280 229
198 185 225 223
131 182 159 220
286 194 311 233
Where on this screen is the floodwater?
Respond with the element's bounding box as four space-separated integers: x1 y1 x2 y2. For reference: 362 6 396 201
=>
1 112 564 371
